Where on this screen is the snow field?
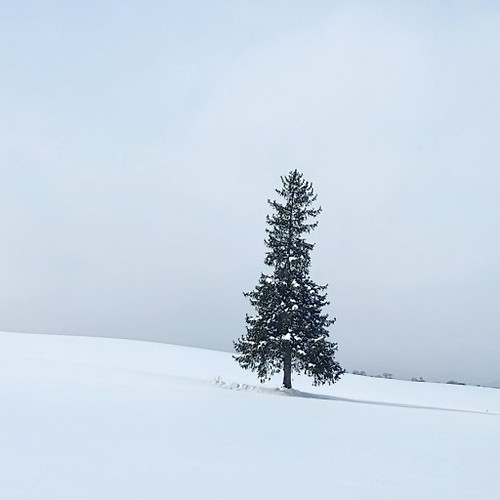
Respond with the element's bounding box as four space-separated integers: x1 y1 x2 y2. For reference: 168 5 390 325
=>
1 332 499 499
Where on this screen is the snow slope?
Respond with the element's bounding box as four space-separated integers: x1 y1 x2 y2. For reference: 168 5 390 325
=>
1 331 499 499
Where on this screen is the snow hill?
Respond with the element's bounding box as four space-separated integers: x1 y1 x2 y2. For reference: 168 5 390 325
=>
1 331 499 500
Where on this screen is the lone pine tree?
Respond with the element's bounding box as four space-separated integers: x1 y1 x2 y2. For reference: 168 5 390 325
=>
234 170 344 389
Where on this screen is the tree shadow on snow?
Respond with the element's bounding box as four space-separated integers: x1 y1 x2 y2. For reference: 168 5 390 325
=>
277 388 497 416
211 377 497 415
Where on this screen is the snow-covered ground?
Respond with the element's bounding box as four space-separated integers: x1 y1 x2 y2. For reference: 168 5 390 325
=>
1 331 498 499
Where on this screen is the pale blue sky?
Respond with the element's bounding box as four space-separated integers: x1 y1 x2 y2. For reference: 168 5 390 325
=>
1 1 499 385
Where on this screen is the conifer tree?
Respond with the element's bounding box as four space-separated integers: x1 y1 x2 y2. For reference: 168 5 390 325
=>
234 170 344 389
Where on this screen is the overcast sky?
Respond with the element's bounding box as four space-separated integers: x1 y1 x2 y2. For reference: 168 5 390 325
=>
1 1 499 385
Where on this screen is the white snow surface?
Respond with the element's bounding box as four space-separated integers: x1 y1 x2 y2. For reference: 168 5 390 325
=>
1 331 499 499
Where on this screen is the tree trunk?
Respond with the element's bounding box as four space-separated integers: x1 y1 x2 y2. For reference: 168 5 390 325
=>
282 186 295 390
282 344 292 389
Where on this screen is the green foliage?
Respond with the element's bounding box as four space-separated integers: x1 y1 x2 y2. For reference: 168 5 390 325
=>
234 170 344 388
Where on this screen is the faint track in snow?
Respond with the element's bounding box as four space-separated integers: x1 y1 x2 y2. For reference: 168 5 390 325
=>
211 376 260 392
